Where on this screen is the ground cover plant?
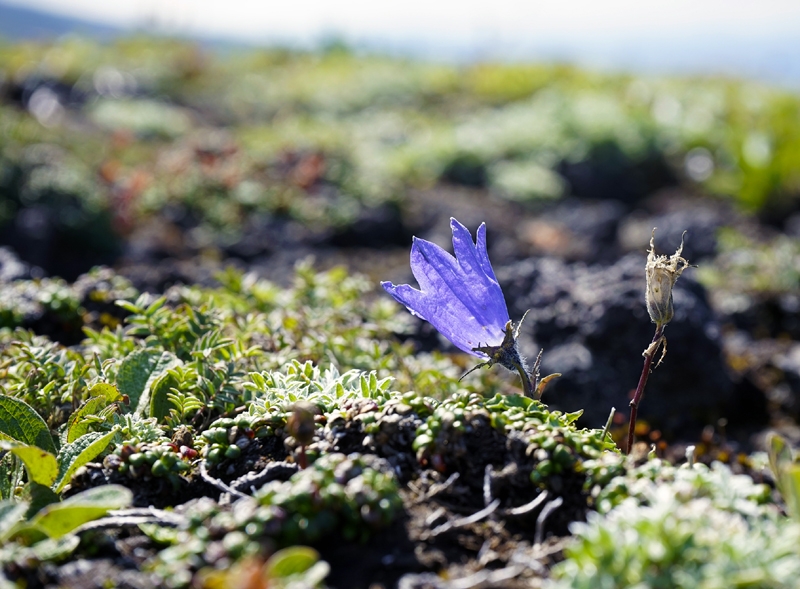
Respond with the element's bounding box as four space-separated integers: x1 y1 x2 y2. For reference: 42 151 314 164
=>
0 235 795 588
1 35 800 588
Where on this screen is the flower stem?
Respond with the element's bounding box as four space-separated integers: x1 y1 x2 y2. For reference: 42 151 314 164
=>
627 325 664 454
513 361 534 398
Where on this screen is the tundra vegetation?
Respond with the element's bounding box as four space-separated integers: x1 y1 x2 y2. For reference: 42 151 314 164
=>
0 37 799 588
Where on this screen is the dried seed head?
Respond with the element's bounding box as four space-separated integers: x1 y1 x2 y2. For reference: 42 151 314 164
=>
645 229 691 327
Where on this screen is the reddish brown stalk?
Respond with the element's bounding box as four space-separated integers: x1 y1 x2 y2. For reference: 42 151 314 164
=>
627 325 664 454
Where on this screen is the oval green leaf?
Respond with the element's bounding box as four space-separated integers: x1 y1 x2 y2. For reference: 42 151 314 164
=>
0 441 58 487
30 485 132 538
0 395 56 454
66 397 110 443
88 383 122 404
116 349 181 417
54 430 117 493
31 534 81 560
266 546 323 578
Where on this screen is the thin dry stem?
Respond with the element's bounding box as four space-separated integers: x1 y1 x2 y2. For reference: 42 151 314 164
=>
626 325 665 454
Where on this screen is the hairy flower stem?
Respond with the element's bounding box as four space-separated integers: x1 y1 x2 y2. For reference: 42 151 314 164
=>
627 325 664 454
513 360 534 398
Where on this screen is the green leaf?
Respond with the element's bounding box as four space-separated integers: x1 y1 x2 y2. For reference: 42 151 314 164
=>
88 383 122 404
505 394 533 408
0 500 27 542
564 410 584 424
0 453 18 500
116 349 181 417
54 430 117 493
149 372 179 422
27 482 60 518
144 296 167 316
138 522 180 544
360 374 370 397
115 300 144 314
31 534 81 561
0 394 56 454
266 546 325 579
30 485 132 538
412 434 433 451
7 523 48 546
767 432 793 495
782 465 800 522
66 397 110 443
0 441 58 487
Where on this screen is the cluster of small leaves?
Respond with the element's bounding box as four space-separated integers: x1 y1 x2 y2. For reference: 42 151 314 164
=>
113 414 166 447
0 261 509 439
104 441 195 488
218 263 408 378
117 295 234 361
0 334 89 428
697 228 800 299
73 267 140 329
0 389 120 497
199 415 271 465
146 453 399 588
254 453 402 544
591 459 772 516
411 391 619 483
246 361 393 414
550 461 798 589
82 292 264 429
0 278 81 329
229 362 396 465
0 268 137 341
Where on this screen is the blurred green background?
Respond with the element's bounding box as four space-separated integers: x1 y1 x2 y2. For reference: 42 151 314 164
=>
1 34 799 279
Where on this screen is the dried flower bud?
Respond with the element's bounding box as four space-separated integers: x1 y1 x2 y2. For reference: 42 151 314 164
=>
645 229 691 327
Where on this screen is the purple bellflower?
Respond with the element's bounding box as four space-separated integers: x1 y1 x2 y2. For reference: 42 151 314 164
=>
382 218 548 398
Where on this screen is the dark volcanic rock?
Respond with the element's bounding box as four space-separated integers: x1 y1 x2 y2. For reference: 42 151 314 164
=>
723 333 800 425
327 203 412 249
775 344 800 421
618 197 740 262
518 198 627 263
555 141 675 205
722 294 800 342
498 254 742 436
0 145 122 280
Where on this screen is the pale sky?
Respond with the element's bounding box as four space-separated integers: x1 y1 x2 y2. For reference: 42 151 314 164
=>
7 0 800 43
4 0 799 82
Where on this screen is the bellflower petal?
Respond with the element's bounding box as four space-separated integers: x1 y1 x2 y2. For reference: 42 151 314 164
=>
382 218 510 357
